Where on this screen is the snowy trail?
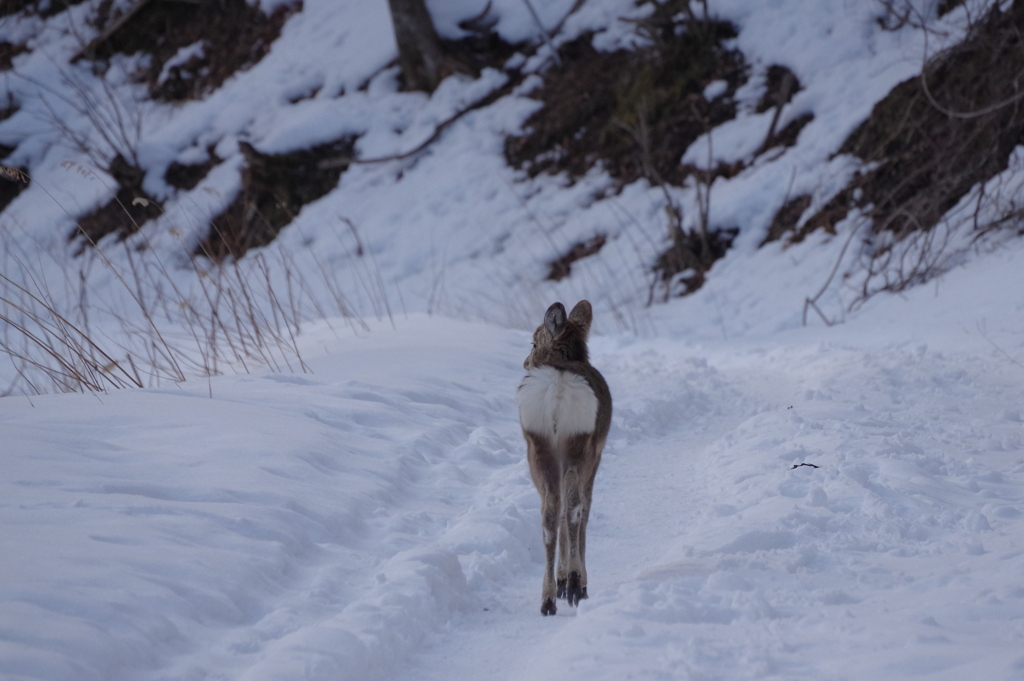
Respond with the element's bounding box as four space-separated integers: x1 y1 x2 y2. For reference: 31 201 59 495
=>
3 315 1024 680
389 340 750 681
385 328 1024 680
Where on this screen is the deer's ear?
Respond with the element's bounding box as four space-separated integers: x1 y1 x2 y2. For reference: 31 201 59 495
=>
544 302 567 337
568 300 592 336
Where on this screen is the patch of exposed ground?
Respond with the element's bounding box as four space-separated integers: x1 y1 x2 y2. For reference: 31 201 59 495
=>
505 1 752 295
165 147 221 192
761 194 811 246
652 224 738 300
0 42 28 70
441 31 522 80
0 94 17 121
71 155 162 252
1 0 87 19
0 151 30 214
547 234 607 281
505 3 747 187
196 138 357 262
83 0 301 102
753 65 813 156
777 1 1024 246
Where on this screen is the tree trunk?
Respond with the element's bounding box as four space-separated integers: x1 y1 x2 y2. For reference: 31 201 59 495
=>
387 0 446 92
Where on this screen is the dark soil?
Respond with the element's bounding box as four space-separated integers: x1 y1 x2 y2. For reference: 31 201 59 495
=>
753 65 812 155
938 0 967 16
0 149 29 214
756 65 801 113
84 0 300 102
504 1 752 297
165 147 221 191
505 6 747 187
71 155 162 252
792 1 1024 245
763 113 814 152
196 137 357 261
652 225 738 300
761 194 812 245
0 41 28 70
1 0 87 19
0 93 17 121
546 234 607 281
439 32 523 81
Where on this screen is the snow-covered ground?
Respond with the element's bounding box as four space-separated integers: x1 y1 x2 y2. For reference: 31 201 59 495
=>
3 0 1024 678
3 242 1024 680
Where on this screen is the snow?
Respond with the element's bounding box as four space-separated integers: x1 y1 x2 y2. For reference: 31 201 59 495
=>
2 0 1024 678
4 272 1024 678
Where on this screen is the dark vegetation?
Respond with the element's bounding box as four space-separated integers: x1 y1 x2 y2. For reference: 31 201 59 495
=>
0 93 17 121
63 0 306 255
165 147 221 192
771 0 1024 264
437 31 523 82
937 0 967 16
508 0 758 298
761 194 811 246
197 138 357 262
397 22 523 92
547 234 607 281
0 0 87 19
388 0 525 92
754 65 813 156
71 154 161 252
0 152 30 214
12 0 1017 310
56 0 526 262
82 0 300 102
505 9 746 186
0 41 28 70
651 225 737 299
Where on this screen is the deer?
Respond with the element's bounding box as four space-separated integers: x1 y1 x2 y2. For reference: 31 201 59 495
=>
517 300 612 616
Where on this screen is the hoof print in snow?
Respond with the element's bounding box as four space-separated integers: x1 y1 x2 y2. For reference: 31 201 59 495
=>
541 598 557 617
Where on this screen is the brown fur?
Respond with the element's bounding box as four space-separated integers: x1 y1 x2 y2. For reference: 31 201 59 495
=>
519 300 612 615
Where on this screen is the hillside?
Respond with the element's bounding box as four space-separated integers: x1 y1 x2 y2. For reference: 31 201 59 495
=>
0 0 1020 389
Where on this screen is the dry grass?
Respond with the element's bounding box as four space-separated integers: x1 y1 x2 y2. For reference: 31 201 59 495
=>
0 167 384 397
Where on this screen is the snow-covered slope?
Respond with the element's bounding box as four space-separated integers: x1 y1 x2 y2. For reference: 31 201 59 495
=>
0 0 991 345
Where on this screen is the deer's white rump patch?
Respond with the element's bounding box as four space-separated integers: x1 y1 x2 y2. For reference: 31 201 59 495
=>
518 366 598 439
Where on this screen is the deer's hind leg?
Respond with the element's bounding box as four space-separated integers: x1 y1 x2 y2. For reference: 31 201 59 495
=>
526 432 561 616
562 464 585 607
557 511 569 599
562 434 601 606
578 455 598 599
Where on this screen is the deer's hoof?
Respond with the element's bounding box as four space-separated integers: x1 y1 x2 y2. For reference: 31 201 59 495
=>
541 598 557 616
556 578 567 599
567 572 584 607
